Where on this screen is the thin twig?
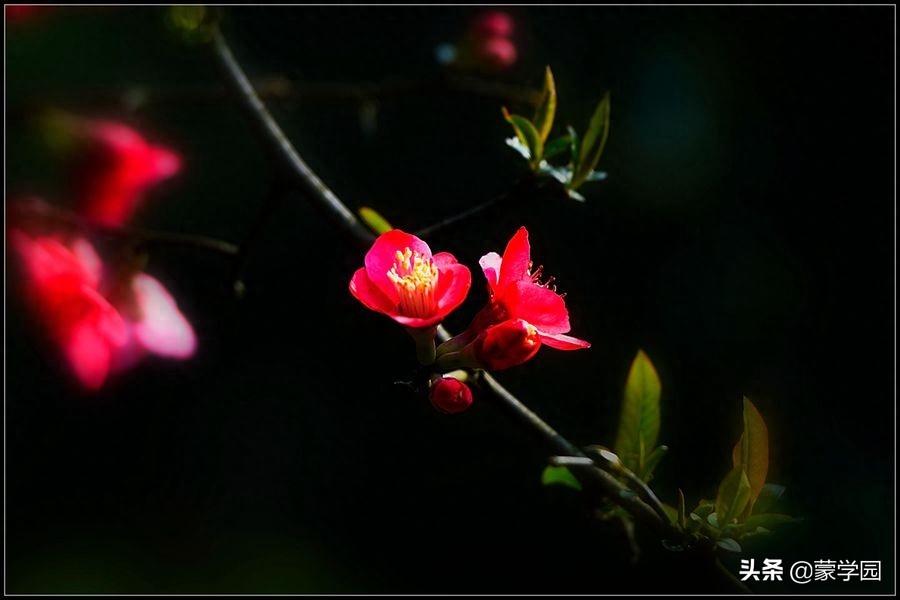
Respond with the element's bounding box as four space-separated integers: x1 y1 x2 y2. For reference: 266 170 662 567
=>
210 26 376 247
415 189 511 239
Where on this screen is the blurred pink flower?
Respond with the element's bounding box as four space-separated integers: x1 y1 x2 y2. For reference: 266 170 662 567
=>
11 228 195 390
11 230 127 389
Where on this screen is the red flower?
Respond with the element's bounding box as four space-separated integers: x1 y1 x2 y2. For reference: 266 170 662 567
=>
71 119 181 227
11 230 127 389
11 228 196 390
476 226 590 350
429 375 473 414
349 229 472 329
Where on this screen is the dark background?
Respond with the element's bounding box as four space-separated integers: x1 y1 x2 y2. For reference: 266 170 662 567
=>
5 6 894 594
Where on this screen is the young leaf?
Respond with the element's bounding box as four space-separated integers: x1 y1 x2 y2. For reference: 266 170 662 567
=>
640 444 668 482
533 66 557 143
716 538 742 553
541 465 583 491
614 350 662 475
502 107 544 169
543 135 572 160
566 125 580 167
742 513 797 531
358 206 394 235
732 397 769 512
715 466 752 527
570 92 610 190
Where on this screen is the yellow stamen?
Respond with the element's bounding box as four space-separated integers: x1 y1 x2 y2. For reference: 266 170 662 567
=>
386 247 439 318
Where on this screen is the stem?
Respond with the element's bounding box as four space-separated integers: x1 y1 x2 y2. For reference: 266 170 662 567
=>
210 27 376 248
10 201 239 256
415 189 511 239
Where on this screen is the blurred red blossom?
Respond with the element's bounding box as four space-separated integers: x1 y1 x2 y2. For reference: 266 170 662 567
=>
437 9 518 74
57 117 182 227
10 228 195 390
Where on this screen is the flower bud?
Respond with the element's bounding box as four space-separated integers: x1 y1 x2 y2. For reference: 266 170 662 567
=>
429 376 473 415
472 318 541 371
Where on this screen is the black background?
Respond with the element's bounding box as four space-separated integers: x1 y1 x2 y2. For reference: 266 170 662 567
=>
6 6 894 594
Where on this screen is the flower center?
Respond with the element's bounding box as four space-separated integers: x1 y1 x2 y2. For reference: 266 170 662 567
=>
387 247 439 318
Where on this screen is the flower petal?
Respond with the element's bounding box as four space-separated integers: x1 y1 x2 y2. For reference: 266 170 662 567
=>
350 266 402 316
70 237 103 287
507 280 571 334
498 226 531 289
65 320 113 390
539 331 591 350
478 251 502 292
434 262 472 315
364 229 432 302
131 274 196 358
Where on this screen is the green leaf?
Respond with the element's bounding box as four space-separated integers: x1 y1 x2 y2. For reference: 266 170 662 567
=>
502 107 544 169
640 445 668 482
614 349 662 475
541 466 582 491
543 135 572 160
742 513 797 532
566 125 580 167
570 92 611 190
715 466 752 527
716 538 742 553
677 489 687 529
661 503 678 526
752 483 786 515
357 206 394 235
532 66 557 143
732 397 769 513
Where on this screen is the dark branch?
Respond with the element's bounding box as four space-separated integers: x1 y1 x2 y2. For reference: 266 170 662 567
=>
210 27 376 248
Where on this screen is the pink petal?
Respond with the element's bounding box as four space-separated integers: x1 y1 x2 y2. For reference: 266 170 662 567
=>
434 262 472 314
539 331 591 350
147 146 181 179
131 274 196 358
431 251 460 269
69 237 103 287
364 229 432 303
478 251 502 292
349 267 401 316
65 320 112 390
507 280 571 334
498 226 532 290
